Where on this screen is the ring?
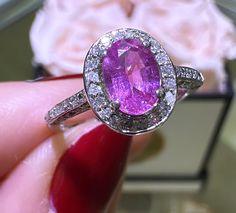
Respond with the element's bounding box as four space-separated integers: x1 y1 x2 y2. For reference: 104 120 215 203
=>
45 28 204 135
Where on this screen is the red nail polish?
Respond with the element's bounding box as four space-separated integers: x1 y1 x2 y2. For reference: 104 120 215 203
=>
43 74 83 81
50 125 132 213
27 74 83 82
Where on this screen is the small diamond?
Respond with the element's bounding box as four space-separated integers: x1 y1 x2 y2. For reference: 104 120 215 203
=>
133 118 146 129
49 109 57 118
124 30 135 39
158 102 169 118
98 107 112 119
139 34 150 47
55 105 63 116
69 96 78 107
62 101 71 111
161 65 174 77
100 36 112 47
88 83 102 96
113 30 125 41
150 45 160 54
163 78 176 88
165 91 175 105
150 39 161 50
162 109 168 117
149 114 159 125
85 71 100 83
186 71 191 78
155 53 170 65
90 45 101 56
192 72 197 79
92 96 107 110
75 92 85 102
84 57 100 71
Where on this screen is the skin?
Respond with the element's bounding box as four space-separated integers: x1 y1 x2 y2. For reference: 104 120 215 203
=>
0 79 151 213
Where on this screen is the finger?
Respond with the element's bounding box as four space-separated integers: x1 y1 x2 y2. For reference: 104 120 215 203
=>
0 119 132 213
0 119 98 213
0 78 93 178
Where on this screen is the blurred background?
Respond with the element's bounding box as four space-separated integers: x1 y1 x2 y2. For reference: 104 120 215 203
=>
0 0 236 212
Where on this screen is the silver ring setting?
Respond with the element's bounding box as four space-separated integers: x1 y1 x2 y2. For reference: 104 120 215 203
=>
45 28 204 135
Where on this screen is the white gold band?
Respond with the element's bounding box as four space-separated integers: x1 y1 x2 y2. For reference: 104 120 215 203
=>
45 66 203 128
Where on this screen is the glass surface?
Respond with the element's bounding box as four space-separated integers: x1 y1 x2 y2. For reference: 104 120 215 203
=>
0 0 42 30
216 0 236 22
0 0 11 7
0 12 34 81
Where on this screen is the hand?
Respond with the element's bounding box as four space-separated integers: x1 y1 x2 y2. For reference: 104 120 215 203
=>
0 77 134 213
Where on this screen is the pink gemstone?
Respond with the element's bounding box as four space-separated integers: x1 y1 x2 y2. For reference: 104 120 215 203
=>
102 38 160 115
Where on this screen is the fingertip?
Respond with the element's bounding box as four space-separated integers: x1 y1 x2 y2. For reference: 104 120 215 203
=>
0 78 94 178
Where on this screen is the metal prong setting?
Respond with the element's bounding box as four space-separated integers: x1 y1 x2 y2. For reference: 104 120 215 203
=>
156 88 165 98
110 100 120 113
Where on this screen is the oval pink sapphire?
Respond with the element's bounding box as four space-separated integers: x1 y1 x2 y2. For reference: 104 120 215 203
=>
102 38 160 115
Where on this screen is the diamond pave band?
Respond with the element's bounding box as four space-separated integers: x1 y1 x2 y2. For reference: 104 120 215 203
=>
45 28 204 135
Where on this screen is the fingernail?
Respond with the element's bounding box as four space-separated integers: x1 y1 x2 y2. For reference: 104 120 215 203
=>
26 74 83 82
50 124 132 213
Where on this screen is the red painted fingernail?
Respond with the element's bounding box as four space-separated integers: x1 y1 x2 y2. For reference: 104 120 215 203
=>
50 124 132 213
27 74 83 82
42 74 83 81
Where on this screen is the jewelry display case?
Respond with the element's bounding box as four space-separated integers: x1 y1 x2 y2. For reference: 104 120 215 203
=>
125 68 234 192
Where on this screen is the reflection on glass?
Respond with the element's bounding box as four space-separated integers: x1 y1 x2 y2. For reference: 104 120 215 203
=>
0 0 11 7
0 0 42 30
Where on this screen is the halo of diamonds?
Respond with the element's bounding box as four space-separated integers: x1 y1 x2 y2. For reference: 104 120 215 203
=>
83 28 177 135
